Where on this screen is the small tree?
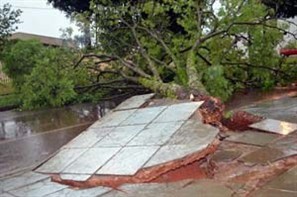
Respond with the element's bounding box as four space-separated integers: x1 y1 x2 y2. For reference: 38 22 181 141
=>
1 40 45 90
0 4 21 49
21 48 77 109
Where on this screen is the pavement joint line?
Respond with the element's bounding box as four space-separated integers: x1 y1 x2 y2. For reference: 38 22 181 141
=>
92 106 169 175
3 177 50 193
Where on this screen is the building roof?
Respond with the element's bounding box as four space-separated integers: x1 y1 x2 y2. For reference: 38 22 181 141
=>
9 32 75 48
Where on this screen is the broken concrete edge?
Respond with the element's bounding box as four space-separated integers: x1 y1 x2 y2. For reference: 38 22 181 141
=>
221 110 265 132
227 155 297 196
114 93 156 111
50 138 221 189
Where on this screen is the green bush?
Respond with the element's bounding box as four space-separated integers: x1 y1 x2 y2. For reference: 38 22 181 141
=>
0 94 20 109
1 40 45 90
21 49 77 110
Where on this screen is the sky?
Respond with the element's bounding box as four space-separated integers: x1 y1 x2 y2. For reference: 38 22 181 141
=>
0 0 80 38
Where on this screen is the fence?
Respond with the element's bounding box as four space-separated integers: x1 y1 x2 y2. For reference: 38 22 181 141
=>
0 73 11 85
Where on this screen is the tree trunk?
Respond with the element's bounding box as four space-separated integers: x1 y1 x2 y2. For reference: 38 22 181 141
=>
138 77 209 99
186 50 209 95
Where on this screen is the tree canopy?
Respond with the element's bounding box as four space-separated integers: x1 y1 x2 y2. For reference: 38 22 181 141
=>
47 0 90 15
69 0 296 100
0 4 21 48
263 0 297 18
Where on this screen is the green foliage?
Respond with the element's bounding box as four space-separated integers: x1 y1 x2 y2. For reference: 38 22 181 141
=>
203 65 233 101
1 38 103 109
21 49 77 110
0 3 21 49
0 82 14 95
1 40 45 90
0 94 20 109
59 0 297 100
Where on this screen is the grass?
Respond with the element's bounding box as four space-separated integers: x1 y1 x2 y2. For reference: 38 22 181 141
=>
0 94 20 109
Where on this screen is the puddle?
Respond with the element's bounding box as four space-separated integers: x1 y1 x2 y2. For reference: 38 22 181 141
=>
0 101 117 176
0 102 116 141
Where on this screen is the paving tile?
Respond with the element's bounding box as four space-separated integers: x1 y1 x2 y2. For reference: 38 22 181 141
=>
144 144 204 167
46 186 111 197
60 174 91 182
263 167 297 191
128 121 184 146
100 179 233 197
211 150 242 163
115 93 155 111
168 120 219 146
94 125 145 147
0 192 15 197
240 133 297 164
153 102 203 123
249 119 297 135
120 106 166 126
226 130 279 146
36 148 87 173
144 120 219 167
9 178 67 197
250 188 297 197
240 146 284 165
62 147 121 174
90 109 136 128
97 146 159 175
0 172 49 192
63 127 114 148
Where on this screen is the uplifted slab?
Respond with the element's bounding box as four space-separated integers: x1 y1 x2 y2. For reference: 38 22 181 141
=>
35 98 213 186
115 93 155 111
249 119 297 135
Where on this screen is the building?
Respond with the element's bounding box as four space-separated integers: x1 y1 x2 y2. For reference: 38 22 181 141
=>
9 32 75 48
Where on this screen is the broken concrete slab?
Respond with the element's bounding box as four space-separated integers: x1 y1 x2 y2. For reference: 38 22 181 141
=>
120 106 167 126
100 179 233 197
94 125 146 147
153 102 203 123
60 174 91 182
36 99 216 188
128 121 184 146
9 178 67 197
144 119 219 168
62 147 121 175
63 127 115 148
0 172 49 192
36 148 88 173
115 93 155 111
96 146 159 175
91 109 137 128
226 130 279 146
249 119 297 135
168 120 219 146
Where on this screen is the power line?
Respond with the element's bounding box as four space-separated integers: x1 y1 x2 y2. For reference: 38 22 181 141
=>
12 6 56 10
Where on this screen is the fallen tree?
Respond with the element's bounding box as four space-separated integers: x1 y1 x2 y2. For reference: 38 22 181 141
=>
72 0 297 102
